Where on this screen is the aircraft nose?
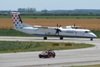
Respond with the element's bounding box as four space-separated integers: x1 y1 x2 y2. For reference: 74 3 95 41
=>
90 33 97 38
93 34 97 38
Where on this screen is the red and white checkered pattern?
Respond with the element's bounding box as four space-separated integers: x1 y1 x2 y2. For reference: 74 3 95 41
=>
12 14 19 24
11 12 23 28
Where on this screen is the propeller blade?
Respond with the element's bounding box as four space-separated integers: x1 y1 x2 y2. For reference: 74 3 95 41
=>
57 24 58 28
74 24 75 27
55 28 61 35
55 24 62 35
59 25 61 28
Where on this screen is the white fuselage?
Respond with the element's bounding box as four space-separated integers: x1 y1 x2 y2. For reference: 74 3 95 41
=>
15 26 97 38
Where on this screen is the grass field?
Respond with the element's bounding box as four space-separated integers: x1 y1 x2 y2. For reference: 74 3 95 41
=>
69 64 100 67
0 41 94 53
0 18 100 30
91 30 100 38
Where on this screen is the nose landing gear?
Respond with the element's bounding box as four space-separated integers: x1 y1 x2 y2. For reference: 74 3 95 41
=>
90 38 93 41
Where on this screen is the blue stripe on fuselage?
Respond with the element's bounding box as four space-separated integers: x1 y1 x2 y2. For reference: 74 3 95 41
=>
33 34 96 38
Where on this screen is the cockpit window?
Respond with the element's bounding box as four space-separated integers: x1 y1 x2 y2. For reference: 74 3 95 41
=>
85 31 88 33
85 31 91 33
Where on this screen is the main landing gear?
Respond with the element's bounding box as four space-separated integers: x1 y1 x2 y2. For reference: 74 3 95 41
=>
43 37 93 41
60 36 63 40
44 37 47 40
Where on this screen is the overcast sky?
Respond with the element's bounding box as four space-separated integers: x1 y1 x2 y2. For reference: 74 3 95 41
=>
0 0 100 11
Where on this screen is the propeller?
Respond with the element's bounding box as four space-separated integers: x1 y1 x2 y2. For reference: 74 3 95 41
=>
55 24 62 35
74 23 75 27
71 23 76 29
73 24 78 29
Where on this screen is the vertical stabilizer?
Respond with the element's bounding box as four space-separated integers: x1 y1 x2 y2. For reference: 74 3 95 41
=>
11 12 24 29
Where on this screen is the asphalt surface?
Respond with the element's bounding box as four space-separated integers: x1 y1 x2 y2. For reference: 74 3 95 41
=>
0 36 100 67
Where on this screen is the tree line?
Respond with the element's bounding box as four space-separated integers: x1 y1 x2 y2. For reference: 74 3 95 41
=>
0 8 100 16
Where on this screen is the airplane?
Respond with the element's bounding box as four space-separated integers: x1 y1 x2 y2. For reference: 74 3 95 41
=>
11 12 97 41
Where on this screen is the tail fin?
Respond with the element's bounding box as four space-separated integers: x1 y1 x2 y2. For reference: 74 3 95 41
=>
11 12 33 30
11 12 24 29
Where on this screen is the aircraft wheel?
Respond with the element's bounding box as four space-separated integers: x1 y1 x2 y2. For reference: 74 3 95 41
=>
90 38 93 41
60 37 63 40
44 37 47 40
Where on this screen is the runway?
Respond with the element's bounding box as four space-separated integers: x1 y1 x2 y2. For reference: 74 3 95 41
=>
0 36 100 67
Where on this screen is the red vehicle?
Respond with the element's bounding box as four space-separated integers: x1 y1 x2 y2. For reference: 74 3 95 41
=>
39 50 56 58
